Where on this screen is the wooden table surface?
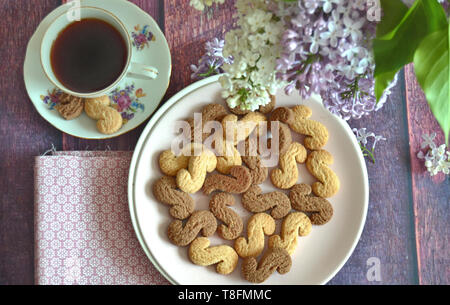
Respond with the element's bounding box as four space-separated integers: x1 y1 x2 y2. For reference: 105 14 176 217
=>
0 0 448 285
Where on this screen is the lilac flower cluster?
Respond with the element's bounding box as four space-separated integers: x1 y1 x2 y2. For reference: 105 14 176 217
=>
353 127 386 163
417 133 450 176
191 38 233 80
275 0 395 121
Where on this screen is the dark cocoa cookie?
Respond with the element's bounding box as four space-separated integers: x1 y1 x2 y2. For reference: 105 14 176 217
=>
188 104 229 141
242 156 268 185
209 193 243 240
242 137 268 185
242 185 291 219
268 122 293 156
258 95 276 114
270 107 294 125
228 105 251 116
242 247 292 283
55 92 84 120
289 183 333 225
202 166 252 195
167 210 217 246
203 103 229 121
186 117 202 143
152 176 195 220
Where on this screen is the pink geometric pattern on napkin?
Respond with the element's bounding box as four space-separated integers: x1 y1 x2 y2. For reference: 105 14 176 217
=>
34 151 170 285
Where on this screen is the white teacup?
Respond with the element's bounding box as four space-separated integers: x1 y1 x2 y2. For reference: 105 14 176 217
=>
40 6 158 98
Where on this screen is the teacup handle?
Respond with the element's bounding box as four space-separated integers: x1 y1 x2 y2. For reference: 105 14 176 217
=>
127 62 159 80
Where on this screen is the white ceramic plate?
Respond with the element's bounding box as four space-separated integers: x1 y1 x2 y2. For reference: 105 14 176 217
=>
128 75 369 285
24 0 171 139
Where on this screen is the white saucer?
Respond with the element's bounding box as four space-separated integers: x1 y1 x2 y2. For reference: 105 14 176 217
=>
24 0 171 139
128 75 369 285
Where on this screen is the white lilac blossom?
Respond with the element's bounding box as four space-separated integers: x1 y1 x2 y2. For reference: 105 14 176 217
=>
191 38 232 80
189 0 225 11
353 128 386 163
417 133 450 176
219 0 287 111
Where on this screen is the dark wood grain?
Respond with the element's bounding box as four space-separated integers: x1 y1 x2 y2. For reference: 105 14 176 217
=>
0 0 62 285
329 72 419 284
163 0 236 99
404 64 450 285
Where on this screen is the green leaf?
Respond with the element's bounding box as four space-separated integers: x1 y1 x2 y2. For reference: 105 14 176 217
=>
376 0 408 37
413 27 450 144
374 70 399 104
374 0 447 101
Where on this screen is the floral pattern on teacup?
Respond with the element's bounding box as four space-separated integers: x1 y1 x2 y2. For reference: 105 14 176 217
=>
109 84 146 124
41 88 63 110
131 25 155 51
40 84 146 125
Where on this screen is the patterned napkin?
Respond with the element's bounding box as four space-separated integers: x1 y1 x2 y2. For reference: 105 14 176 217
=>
34 151 170 285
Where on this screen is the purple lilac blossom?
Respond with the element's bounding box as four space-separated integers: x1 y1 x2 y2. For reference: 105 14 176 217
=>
275 0 390 121
191 38 233 80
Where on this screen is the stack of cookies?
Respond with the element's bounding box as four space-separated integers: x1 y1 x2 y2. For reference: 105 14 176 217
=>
55 93 123 135
153 97 340 283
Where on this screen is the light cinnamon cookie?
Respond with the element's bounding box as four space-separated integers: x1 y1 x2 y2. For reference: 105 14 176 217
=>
189 237 239 275
270 142 307 189
159 150 190 176
290 105 329 150
176 148 217 194
96 106 123 135
306 150 340 198
222 112 266 145
268 212 312 255
234 213 276 258
84 96 111 119
84 95 123 134
158 143 205 176
216 140 242 175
